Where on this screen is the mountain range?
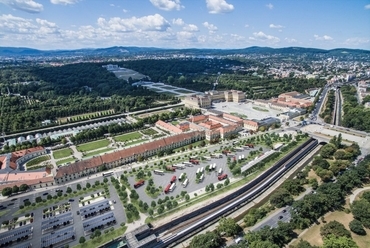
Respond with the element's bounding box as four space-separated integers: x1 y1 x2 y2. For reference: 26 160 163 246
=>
0 46 369 57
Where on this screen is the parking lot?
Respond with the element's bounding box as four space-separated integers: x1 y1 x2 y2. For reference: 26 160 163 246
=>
127 144 270 204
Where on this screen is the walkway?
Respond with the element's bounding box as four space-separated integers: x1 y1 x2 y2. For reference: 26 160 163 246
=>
349 186 370 204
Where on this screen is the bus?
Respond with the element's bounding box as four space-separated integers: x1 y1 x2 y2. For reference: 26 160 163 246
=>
218 168 223 176
179 173 185 181
169 183 176 192
212 163 217 171
182 178 189 187
154 170 164 175
103 172 113 177
200 167 204 173
199 174 204 182
173 164 185 169
196 168 200 174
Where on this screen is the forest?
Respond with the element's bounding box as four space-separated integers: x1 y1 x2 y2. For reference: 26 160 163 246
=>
0 63 178 133
341 85 370 132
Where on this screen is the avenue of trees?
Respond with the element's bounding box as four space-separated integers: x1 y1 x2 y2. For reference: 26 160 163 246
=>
319 90 335 123
1 184 29 196
341 85 370 132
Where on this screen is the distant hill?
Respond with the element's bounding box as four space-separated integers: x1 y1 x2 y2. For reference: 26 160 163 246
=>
0 46 368 57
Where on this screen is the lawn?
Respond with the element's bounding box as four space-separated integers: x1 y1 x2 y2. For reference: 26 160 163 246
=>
26 155 50 167
114 132 142 142
56 157 76 166
83 148 115 158
76 139 111 152
290 209 370 248
125 139 148 147
174 89 195 94
53 148 73 159
252 106 269 112
141 128 158 136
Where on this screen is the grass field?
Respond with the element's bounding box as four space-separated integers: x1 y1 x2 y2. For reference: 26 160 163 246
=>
252 106 269 112
174 89 195 94
137 109 171 118
112 68 146 80
83 148 115 158
158 86 177 90
125 139 148 147
141 128 158 136
53 148 73 159
114 132 142 142
26 155 50 167
56 157 76 166
76 139 110 152
230 112 248 119
57 109 114 123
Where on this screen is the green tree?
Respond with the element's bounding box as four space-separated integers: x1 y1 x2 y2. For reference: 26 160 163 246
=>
12 185 19 194
351 199 370 228
282 179 304 196
292 239 319 248
66 187 72 194
217 217 240 237
76 184 81 190
190 231 222 248
322 234 359 248
320 220 351 239
2 187 12 197
86 182 91 189
349 219 366 235
320 144 337 159
269 188 294 208
19 184 28 192
79 236 86 244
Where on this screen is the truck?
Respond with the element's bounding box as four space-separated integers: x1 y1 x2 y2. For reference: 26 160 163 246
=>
218 174 228 181
182 161 193 167
182 178 189 187
245 143 254 148
179 173 185 181
170 175 177 184
166 166 176 172
189 159 199 165
173 164 185 169
199 174 204 182
153 170 164 175
169 183 176 192
218 168 223 176
134 180 145 188
164 184 171 194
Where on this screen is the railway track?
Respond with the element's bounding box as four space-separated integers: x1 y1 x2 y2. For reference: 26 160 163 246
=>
152 138 319 247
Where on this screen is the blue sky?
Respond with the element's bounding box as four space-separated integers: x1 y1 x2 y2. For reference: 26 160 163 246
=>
0 0 369 50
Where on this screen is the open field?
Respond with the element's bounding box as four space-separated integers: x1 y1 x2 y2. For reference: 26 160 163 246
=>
26 155 50 167
114 132 142 142
125 139 148 147
252 106 269 112
83 148 115 158
137 109 171 118
141 128 158 136
174 89 195 94
56 157 75 166
52 148 73 159
158 86 177 90
76 139 110 152
112 68 146 81
290 201 370 248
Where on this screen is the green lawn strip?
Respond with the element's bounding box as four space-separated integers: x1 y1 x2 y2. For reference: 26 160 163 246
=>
83 148 115 158
26 155 50 167
114 132 142 142
252 106 269 112
0 210 10 218
53 148 73 159
77 139 111 152
124 139 148 147
173 140 208 152
56 157 76 166
141 128 158 136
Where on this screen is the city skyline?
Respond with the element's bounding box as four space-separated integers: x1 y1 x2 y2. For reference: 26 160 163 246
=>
0 0 369 50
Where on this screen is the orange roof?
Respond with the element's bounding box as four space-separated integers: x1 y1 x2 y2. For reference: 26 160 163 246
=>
0 170 51 182
11 146 44 158
0 156 6 170
0 176 54 191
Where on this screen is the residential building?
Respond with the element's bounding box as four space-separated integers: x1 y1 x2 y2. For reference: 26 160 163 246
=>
183 95 212 109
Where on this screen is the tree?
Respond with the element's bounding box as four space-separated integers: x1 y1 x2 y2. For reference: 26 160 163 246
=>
351 199 370 228
320 144 337 159
282 179 304 196
269 188 294 208
151 200 156 208
76 184 81 190
19 184 28 192
12 185 19 194
190 231 222 248
217 217 240 237
322 234 359 248
66 187 72 194
349 219 366 235
2 187 12 197
79 237 86 244
292 239 319 248
361 191 370 203
320 220 351 239
86 182 91 189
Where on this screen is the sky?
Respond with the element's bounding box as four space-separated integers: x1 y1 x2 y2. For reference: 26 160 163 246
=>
0 0 369 50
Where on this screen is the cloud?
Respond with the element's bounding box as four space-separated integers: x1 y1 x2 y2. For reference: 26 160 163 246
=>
50 0 78 5
269 24 284 29
244 24 249 28
183 24 199 32
344 37 369 46
150 0 183 11
314 34 333 41
206 0 234 14
0 14 36 33
0 0 43 13
203 21 218 33
122 9 128 13
285 38 297 43
266 3 273 10
172 18 184 26
249 31 280 43
365 4 370 9
97 14 170 32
